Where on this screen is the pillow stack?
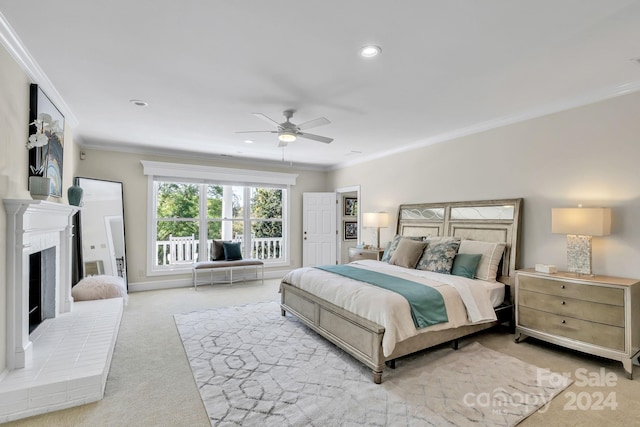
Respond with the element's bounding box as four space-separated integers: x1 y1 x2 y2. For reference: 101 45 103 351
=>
211 240 244 261
381 234 506 282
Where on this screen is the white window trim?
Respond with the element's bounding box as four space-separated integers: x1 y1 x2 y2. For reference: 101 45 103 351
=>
141 160 298 186
143 161 296 276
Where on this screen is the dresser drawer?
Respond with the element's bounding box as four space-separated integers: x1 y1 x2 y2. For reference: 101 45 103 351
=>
518 289 625 327
518 275 624 306
519 306 624 351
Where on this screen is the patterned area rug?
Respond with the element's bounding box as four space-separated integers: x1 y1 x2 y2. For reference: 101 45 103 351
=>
174 301 570 426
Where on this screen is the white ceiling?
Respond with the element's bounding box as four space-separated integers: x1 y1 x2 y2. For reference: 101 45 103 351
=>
2 1 640 169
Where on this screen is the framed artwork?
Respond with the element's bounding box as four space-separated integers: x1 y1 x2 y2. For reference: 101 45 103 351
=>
344 221 357 240
28 84 65 198
344 197 358 216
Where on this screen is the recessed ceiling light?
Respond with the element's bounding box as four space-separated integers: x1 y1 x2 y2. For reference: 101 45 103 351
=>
244 139 254 144
129 99 148 107
359 45 381 58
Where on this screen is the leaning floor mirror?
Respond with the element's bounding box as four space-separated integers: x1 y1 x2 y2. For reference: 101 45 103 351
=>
74 177 128 288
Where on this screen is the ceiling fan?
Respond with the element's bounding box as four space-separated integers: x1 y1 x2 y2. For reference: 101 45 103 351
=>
237 109 333 147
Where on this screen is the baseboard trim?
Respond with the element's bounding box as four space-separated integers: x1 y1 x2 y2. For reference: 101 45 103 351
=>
128 269 290 292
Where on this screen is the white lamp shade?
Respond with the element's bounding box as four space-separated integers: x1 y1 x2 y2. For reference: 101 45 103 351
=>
362 212 390 228
551 208 611 236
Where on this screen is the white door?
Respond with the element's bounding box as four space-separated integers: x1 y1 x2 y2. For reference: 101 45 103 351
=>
303 192 337 266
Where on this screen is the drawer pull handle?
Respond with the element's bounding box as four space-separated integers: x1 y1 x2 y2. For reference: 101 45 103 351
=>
561 301 566 305
561 320 566 324
560 285 565 289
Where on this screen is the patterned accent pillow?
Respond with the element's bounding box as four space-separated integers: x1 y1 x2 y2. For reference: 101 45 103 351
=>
415 240 461 274
381 235 423 262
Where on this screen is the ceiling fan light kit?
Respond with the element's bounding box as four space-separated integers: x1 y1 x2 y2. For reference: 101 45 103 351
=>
238 109 333 147
278 132 297 143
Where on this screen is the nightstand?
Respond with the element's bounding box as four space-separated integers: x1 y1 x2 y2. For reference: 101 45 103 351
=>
348 247 385 262
515 269 640 379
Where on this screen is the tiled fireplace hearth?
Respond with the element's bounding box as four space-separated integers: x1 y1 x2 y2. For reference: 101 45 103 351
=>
1 200 123 422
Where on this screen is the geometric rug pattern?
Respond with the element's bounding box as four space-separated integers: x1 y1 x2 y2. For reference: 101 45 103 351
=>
174 301 571 426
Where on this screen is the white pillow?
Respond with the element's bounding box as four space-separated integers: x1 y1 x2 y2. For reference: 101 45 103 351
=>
72 275 128 305
457 240 506 282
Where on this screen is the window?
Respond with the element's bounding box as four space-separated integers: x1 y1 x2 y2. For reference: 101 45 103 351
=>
142 161 297 275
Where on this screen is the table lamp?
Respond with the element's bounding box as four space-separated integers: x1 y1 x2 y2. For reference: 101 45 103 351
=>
551 207 611 275
362 212 390 249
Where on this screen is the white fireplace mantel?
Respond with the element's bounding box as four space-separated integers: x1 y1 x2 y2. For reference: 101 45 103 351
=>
3 199 79 370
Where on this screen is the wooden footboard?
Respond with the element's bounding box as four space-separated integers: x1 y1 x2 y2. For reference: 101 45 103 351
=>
280 282 386 383
280 282 498 383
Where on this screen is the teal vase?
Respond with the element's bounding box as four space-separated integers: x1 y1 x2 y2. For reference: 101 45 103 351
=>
67 185 83 206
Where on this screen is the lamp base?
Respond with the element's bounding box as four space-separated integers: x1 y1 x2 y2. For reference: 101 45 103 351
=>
566 234 592 275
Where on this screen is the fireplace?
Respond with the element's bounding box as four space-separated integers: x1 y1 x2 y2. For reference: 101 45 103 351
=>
28 247 57 333
1 199 124 423
3 199 78 369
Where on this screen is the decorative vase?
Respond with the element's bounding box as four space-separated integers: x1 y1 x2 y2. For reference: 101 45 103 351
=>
67 184 83 206
29 176 52 200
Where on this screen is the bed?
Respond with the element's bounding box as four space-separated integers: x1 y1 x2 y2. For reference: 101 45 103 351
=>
280 198 522 383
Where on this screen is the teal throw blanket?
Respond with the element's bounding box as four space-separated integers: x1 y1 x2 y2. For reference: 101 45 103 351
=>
315 265 448 328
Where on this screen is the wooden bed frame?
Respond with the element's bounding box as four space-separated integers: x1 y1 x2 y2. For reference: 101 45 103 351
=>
281 198 522 383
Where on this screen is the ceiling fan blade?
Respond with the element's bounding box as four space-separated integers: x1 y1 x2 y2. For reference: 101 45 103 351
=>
297 117 330 130
252 113 281 128
235 130 278 134
297 132 333 144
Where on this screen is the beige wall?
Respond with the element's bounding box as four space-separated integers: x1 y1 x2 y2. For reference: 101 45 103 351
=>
0 44 79 373
76 149 329 286
328 91 640 279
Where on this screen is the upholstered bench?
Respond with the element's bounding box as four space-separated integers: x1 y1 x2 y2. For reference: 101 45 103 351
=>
192 259 264 289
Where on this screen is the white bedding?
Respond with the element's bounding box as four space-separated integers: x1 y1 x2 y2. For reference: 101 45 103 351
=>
281 259 499 357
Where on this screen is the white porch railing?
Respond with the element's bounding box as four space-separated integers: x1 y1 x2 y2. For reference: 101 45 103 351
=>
156 237 283 266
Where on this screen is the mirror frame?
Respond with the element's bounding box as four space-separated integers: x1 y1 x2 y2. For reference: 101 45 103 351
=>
73 177 128 288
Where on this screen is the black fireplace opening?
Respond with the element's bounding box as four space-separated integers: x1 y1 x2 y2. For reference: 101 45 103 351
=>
29 247 56 333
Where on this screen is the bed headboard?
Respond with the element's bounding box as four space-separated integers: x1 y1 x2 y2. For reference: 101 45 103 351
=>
396 198 523 285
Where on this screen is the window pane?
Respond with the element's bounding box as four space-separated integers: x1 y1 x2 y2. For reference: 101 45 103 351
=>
156 182 199 219
251 188 282 219
232 186 244 219
251 220 283 260
206 184 223 219
155 220 198 266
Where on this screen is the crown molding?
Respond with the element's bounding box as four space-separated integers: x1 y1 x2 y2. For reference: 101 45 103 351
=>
79 138 331 172
331 80 640 171
0 11 78 128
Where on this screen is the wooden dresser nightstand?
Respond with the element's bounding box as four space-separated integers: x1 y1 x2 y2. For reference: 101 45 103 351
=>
515 269 640 379
348 247 385 262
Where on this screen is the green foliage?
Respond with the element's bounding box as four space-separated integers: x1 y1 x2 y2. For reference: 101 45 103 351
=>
156 182 199 240
251 188 282 238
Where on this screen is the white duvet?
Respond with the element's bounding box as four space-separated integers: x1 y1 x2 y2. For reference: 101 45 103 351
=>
281 260 498 357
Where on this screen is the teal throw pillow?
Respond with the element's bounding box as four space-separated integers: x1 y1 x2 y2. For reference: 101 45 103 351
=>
223 242 243 261
451 253 482 279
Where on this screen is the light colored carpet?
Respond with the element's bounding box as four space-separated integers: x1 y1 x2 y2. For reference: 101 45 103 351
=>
5 279 640 426
175 301 571 426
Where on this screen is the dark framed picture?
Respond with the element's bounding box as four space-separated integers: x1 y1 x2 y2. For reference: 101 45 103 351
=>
28 84 65 198
344 197 357 216
344 221 357 240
